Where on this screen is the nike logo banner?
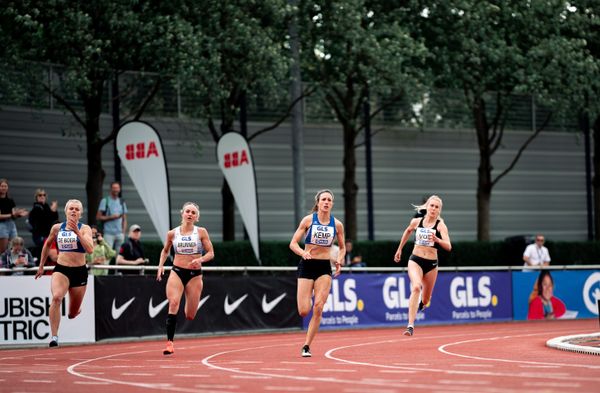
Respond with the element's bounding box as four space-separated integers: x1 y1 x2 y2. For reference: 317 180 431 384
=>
93 275 300 340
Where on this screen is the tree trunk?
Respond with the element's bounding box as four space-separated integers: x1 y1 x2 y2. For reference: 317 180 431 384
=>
593 115 600 240
342 122 358 241
473 98 492 241
84 93 105 225
222 180 235 241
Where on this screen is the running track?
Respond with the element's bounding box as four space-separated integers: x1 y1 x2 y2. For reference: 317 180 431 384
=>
1 319 598 393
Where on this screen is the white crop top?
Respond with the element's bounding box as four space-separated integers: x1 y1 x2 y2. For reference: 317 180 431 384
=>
172 226 203 255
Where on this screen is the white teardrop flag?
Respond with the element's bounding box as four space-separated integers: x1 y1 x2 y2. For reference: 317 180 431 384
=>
116 121 170 244
217 132 260 263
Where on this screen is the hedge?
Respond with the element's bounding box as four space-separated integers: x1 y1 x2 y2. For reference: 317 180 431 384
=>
140 240 600 267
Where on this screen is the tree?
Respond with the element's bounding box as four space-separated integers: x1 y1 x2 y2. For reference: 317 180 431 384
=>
298 0 427 241
413 0 590 240
180 0 295 241
564 2 600 239
0 1 198 223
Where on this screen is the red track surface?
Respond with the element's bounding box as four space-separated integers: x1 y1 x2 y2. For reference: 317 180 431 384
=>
1 319 599 393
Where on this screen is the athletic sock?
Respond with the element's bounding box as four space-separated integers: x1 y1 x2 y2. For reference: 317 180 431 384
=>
166 314 177 341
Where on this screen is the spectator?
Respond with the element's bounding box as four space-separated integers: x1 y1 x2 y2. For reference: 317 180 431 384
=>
28 188 59 255
344 239 366 268
527 270 566 320
96 181 127 254
0 178 29 254
523 234 550 272
116 224 147 275
86 226 116 276
1 236 35 275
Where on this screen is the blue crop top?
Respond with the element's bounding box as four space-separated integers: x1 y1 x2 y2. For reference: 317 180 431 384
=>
56 222 86 253
304 213 336 247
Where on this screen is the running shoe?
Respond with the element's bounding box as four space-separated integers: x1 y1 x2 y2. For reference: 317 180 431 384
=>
418 301 430 311
301 345 311 357
403 326 414 336
48 339 58 348
163 341 174 355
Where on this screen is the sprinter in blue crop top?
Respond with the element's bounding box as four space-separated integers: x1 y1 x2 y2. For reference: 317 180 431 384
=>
35 199 94 348
290 189 346 358
156 201 214 355
393 195 452 337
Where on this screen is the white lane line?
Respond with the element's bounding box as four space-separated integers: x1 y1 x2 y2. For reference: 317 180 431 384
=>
260 368 295 371
438 380 491 385
73 381 112 385
452 364 495 368
22 379 54 383
121 372 155 376
230 375 272 379
437 330 600 370
264 386 315 391
173 374 210 377
317 369 357 373
324 329 600 382
523 382 581 388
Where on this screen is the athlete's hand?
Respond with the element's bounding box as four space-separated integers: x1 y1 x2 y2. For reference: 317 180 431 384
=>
394 250 401 263
333 261 342 277
301 250 312 260
35 265 44 279
156 266 164 281
189 258 202 269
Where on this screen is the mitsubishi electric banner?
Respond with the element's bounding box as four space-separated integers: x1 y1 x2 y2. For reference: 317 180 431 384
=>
512 270 600 320
216 132 260 262
0 276 95 345
304 272 513 329
116 121 170 244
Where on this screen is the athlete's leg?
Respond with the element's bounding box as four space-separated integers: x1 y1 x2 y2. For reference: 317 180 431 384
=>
420 268 439 306
407 260 424 327
297 278 314 317
183 275 203 320
49 272 69 337
67 286 86 319
304 274 332 347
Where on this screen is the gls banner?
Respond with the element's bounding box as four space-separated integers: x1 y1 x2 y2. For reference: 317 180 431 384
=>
216 132 260 262
95 275 300 340
512 270 600 320
0 276 95 345
305 272 512 329
116 121 171 244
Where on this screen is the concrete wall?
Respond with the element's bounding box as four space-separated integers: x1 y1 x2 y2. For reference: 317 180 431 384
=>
0 106 588 245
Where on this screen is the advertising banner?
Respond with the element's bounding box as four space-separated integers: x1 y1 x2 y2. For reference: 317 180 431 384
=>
512 270 600 320
0 276 95 345
116 121 170 244
305 272 513 329
216 132 260 262
94 275 300 340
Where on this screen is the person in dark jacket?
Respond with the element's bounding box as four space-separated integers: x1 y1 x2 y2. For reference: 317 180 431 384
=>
29 188 59 248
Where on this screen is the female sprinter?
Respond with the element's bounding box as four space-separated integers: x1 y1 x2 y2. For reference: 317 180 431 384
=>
393 195 452 336
290 189 345 357
35 199 94 347
156 202 214 355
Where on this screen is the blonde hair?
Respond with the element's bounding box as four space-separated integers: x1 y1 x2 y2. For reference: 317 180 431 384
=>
311 189 334 212
64 199 83 214
180 201 200 224
11 236 24 247
413 195 443 219
34 188 46 199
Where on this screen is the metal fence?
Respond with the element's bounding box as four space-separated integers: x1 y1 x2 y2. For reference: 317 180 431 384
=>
0 62 580 132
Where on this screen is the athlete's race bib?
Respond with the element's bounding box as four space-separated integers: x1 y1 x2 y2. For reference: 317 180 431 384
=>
415 227 435 247
57 231 78 251
309 224 335 246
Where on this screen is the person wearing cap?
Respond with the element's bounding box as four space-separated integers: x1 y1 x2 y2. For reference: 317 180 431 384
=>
116 224 147 275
